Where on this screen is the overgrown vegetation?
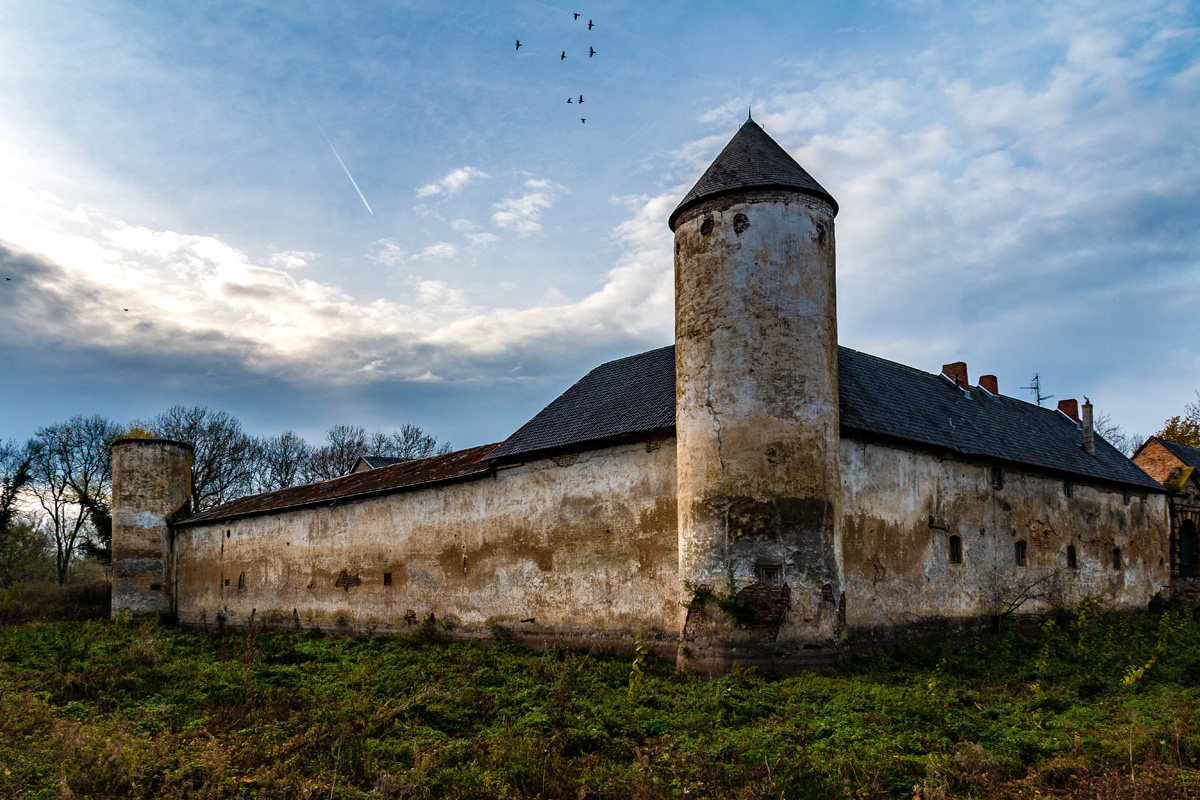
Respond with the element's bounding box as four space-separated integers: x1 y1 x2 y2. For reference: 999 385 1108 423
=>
2 601 1198 799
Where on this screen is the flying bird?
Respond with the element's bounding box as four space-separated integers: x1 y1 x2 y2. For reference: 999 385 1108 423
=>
561 50 566 60
573 12 579 19
567 97 573 103
515 39 521 50
589 47 596 57
588 19 594 29
579 95 584 103
581 118 586 123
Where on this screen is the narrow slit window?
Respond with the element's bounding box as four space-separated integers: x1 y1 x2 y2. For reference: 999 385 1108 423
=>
1067 544 1077 569
1113 548 1122 570
1064 480 1073 498
1015 540 1027 567
991 466 1004 489
383 572 393 587
948 535 962 564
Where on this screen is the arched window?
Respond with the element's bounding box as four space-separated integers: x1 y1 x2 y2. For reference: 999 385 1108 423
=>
1015 540 1027 567
1180 520 1198 578
1067 544 1077 570
949 535 962 564
1112 548 1122 570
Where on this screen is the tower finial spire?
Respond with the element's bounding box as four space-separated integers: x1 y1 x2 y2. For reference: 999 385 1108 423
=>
748 106 753 121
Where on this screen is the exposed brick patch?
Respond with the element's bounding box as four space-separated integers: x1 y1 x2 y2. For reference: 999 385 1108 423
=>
1134 440 1186 485
736 584 791 633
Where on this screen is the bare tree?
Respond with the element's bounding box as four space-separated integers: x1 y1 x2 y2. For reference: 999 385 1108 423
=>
306 423 452 480
27 433 90 585
0 440 35 584
1094 413 1145 458
306 424 368 481
252 431 313 493
152 406 256 512
382 423 452 460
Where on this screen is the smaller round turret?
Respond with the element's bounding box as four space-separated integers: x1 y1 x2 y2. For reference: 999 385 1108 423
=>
110 438 192 617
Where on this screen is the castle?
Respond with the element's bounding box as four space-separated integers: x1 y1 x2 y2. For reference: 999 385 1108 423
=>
111 120 1169 675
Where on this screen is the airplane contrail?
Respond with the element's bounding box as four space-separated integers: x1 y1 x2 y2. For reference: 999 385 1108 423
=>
318 124 373 215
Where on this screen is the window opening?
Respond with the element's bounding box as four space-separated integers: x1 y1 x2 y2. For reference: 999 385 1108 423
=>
237 572 245 591
1179 521 1198 577
1067 544 1077 569
1112 548 1122 570
948 535 962 564
1123 491 1131 506
1015 540 1027 567
755 563 783 585
1064 480 1073 498
383 572 393 587
991 466 1004 489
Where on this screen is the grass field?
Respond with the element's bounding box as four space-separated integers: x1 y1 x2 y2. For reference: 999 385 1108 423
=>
1 600 1198 799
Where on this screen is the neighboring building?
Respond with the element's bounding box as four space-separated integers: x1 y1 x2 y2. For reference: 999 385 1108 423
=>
111 119 1170 675
351 455 412 474
1132 437 1200 598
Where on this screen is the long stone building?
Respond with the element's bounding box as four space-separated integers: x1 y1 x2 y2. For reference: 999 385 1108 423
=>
111 120 1170 675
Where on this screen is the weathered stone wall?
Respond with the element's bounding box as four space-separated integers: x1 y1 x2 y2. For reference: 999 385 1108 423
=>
674 190 842 673
840 435 1170 640
111 439 193 617
174 437 680 654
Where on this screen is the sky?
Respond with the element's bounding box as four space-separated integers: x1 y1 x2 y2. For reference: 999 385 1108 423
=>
0 0 1197 451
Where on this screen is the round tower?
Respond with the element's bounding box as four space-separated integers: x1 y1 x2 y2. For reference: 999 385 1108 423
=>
110 438 192 617
671 118 842 674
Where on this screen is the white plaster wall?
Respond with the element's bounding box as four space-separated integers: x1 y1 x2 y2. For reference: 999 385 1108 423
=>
174 438 679 648
839 436 1171 636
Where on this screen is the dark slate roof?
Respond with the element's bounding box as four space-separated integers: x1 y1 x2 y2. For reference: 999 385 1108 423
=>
492 344 1163 491
489 345 676 461
178 443 499 526
1155 437 1200 469
836 348 1161 491
668 119 838 230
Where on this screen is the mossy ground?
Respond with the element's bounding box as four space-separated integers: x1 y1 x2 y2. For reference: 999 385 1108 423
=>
1 600 1198 799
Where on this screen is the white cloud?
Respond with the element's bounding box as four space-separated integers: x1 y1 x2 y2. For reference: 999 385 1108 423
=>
368 238 408 265
415 242 456 259
415 166 489 199
490 179 564 235
268 250 316 271
465 231 499 246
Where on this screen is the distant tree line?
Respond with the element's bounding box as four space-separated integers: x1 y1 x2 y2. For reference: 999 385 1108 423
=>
0 407 450 586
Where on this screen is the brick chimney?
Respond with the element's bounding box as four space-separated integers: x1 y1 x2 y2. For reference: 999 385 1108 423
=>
1082 399 1095 456
941 362 968 389
979 374 998 395
1057 399 1080 423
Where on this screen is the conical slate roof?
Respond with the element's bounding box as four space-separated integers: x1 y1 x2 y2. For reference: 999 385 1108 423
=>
668 119 837 230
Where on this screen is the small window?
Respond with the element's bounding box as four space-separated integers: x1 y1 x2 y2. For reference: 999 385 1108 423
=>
991 466 1004 489
1015 540 1027 567
226 530 231 538
1123 491 1131 506
1113 548 1122 570
224 579 230 587
948 535 962 564
383 572 393 587
1067 544 1077 570
1064 480 1073 498
756 563 783 585
237 572 245 590
149 583 162 591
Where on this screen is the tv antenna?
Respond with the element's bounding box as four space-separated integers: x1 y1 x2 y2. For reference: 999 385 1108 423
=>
1022 374 1053 406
